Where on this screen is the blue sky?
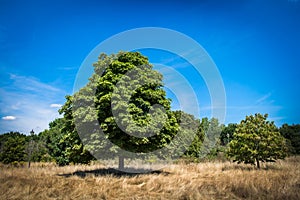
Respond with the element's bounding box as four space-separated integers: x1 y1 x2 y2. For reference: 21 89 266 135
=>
0 0 300 134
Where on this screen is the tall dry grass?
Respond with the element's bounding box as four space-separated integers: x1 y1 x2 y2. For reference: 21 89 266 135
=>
1 157 299 200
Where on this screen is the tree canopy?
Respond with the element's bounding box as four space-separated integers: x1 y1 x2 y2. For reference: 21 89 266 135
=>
51 51 183 168
0 132 27 164
279 124 300 154
220 123 237 145
226 113 288 168
93 52 179 153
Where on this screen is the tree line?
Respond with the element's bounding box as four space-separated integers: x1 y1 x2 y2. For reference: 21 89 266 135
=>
1 52 299 168
0 118 299 167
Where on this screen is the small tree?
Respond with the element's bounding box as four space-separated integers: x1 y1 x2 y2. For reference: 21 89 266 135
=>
220 123 237 145
226 113 287 168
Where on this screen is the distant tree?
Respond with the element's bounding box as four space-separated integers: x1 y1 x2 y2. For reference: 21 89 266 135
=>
0 132 27 164
169 114 224 160
199 117 223 159
227 113 288 168
39 118 66 165
172 111 204 158
199 117 210 134
279 124 300 155
220 123 237 145
22 130 49 166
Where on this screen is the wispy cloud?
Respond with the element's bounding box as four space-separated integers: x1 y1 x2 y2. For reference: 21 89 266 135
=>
158 49 196 65
9 74 61 93
158 48 207 69
256 92 272 104
50 104 62 108
223 91 283 126
268 116 286 122
2 116 16 120
0 73 66 133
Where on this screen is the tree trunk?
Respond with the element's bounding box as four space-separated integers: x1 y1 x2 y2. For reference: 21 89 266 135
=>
119 155 124 170
256 157 260 169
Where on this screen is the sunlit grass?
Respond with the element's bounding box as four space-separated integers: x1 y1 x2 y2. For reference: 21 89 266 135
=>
1 157 299 199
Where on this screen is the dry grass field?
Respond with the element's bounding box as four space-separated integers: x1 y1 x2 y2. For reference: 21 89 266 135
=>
1 157 300 200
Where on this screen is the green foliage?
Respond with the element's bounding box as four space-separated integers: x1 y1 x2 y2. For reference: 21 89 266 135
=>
42 51 181 166
40 114 95 166
172 111 203 158
25 132 49 164
199 117 223 158
39 118 69 165
4 51 295 168
172 114 222 160
220 123 237 145
92 52 179 154
59 96 95 165
0 131 52 165
279 124 300 154
226 113 288 168
0 132 27 164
